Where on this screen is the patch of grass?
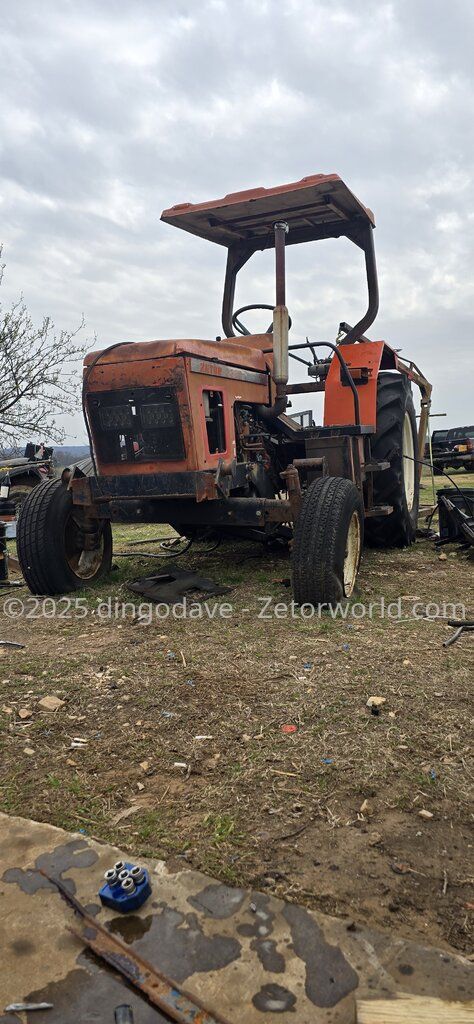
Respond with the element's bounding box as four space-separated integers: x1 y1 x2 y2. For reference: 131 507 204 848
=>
46 773 62 789
135 810 168 843
205 812 241 845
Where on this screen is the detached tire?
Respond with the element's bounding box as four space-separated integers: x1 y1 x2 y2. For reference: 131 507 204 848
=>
365 372 419 547
9 482 36 517
17 479 112 595
292 476 363 607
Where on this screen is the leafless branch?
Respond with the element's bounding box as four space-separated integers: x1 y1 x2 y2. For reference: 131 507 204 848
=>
0 246 87 448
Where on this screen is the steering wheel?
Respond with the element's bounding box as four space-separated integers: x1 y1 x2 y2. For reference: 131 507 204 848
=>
232 304 292 336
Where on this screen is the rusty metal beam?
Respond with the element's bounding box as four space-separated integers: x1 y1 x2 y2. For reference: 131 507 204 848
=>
40 872 231 1024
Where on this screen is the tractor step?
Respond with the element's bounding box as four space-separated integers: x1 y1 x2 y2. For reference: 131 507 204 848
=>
303 424 374 438
365 504 393 517
364 460 390 472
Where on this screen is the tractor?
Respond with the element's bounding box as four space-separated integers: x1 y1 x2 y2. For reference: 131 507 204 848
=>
17 174 432 604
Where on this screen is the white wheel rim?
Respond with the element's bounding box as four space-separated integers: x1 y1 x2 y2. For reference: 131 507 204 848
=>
343 511 361 597
402 411 415 511
65 516 105 579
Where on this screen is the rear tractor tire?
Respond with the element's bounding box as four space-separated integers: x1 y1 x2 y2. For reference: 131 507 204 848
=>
17 479 112 595
365 371 419 547
291 476 364 607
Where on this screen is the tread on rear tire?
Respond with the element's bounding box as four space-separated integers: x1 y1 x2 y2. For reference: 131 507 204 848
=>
365 372 419 548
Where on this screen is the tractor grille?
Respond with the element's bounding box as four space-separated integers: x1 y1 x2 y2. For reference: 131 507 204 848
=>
88 386 185 464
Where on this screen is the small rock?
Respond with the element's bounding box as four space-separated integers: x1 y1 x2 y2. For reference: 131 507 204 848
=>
402 659 412 667
366 696 386 709
136 781 145 791
418 809 434 820
438 553 447 561
368 832 382 846
154 860 168 875
38 695 65 712
18 708 32 720
2 706 13 715
23 747 35 756
139 760 149 772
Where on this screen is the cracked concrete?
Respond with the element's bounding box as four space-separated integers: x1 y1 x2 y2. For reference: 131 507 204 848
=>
0 813 472 1022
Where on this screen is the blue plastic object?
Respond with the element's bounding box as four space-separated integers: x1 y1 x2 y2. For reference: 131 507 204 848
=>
99 862 151 913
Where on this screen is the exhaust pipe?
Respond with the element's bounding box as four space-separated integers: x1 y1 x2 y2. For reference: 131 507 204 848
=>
258 221 289 423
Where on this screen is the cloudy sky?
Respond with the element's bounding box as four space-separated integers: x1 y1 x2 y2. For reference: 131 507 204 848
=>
1 0 473 441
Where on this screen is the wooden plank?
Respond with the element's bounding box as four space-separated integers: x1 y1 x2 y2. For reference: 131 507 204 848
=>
357 994 474 1023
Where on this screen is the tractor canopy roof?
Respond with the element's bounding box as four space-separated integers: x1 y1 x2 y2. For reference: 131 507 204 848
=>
160 174 375 248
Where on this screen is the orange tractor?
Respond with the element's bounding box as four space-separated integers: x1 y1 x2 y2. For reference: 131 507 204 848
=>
18 174 431 604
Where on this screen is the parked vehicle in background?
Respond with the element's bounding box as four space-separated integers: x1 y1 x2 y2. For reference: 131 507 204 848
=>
424 428 449 460
0 443 54 513
430 425 474 473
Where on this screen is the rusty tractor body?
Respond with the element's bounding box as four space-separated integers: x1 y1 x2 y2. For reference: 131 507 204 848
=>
17 174 432 604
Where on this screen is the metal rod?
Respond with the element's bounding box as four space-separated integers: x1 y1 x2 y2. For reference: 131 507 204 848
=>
427 408 436 505
286 382 325 394
40 871 230 1024
289 351 312 367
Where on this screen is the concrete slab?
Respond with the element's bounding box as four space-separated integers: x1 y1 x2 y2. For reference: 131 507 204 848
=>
0 813 472 1023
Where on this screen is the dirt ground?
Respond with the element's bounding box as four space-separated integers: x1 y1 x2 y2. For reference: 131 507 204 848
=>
0 470 473 955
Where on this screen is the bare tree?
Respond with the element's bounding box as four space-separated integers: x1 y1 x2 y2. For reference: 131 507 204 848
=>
0 248 86 451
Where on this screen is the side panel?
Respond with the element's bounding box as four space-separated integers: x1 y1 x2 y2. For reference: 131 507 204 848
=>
323 341 397 428
184 357 270 469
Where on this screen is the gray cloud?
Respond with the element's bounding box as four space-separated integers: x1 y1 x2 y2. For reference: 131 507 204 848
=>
0 0 472 439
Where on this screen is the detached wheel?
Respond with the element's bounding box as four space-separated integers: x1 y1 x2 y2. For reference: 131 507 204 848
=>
292 476 363 606
17 479 112 595
365 372 419 547
9 482 36 517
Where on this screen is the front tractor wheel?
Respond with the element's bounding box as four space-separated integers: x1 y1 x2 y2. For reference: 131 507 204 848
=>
17 479 112 595
291 477 364 607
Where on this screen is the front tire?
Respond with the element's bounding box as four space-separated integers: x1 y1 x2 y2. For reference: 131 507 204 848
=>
365 372 419 547
292 476 363 607
17 479 112 595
